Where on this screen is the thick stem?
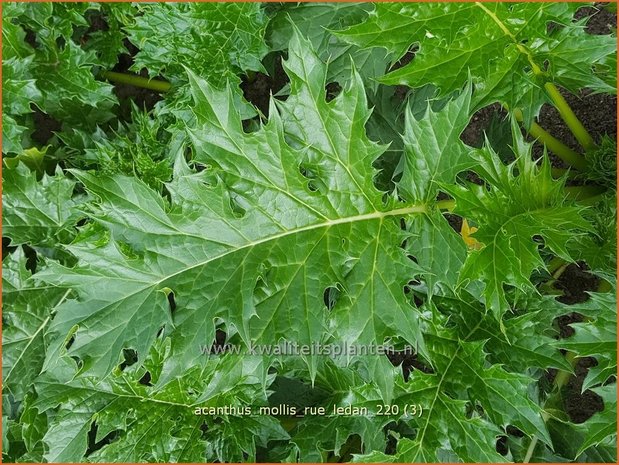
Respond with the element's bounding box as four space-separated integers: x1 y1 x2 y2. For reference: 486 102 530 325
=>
435 199 455 211
544 83 596 152
597 279 612 293
101 71 171 92
513 109 586 170
550 167 575 180
546 256 567 276
564 185 607 201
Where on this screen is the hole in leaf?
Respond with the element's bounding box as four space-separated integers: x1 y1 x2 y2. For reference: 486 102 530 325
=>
325 82 341 102
119 348 138 371
55 36 66 50
138 371 153 386
385 348 433 381
86 422 120 456
191 161 208 172
299 164 322 193
240 52 289 116
336 434 362 461
167 290 177 314
70 355 83 370
323 286 340 311
443 213 463 233
506 425 525 438
228 194 246 218
465 402 484 419
24 28 37 48
2 237 16 260
206 329 228 355
23 245 38 273
495 435 508 455
117 241 141 260
388 45 418 72
65 335 76 351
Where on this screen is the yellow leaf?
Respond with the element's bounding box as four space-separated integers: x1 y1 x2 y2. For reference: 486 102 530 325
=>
461 218 483 250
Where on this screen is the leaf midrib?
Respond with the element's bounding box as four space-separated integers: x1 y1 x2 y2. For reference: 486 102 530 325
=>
154 204 427 287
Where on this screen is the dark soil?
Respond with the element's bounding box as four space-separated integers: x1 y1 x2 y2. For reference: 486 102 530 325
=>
575 3 617 35
460 103 505 148
31 107 62 145
241 53 288 116
386 350 434 381
549 261 605 424
555 262 601 305
563 357 605 424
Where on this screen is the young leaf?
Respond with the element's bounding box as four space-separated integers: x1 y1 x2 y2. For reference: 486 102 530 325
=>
443 122 590 318
125 2 268 87
2 163 84 248
398 85 474 203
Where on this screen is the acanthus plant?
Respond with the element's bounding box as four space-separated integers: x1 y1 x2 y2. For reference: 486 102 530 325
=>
1 2 617 463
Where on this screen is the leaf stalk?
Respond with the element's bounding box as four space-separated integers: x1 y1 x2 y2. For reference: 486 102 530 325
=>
543 83 596 152
513 109 586 171
101 71 171 93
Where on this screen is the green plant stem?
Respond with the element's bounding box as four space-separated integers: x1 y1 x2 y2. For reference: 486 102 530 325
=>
476 2 596 154
435 199 455 211
539 257 569 294
544 83 596 152
550 167 576 180
512 109 586 171
523 351 577 463
597 278 612 293
547 256 568 277
101 71 171 92
563 185 607 201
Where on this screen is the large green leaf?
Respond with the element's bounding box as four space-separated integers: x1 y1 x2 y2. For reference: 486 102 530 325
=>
125 2 268 86
353 311 550 462
39 33 427 384
399 86 474 203
338 3 616 122
34 344 284 462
